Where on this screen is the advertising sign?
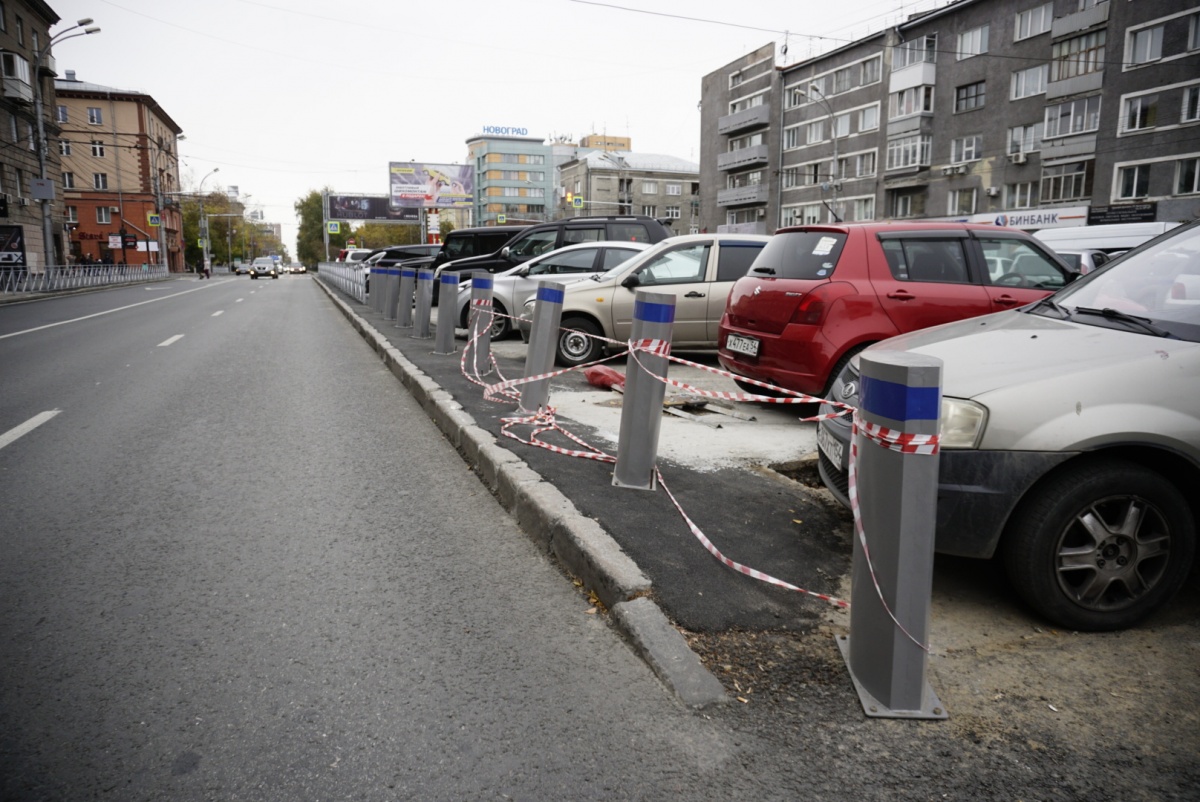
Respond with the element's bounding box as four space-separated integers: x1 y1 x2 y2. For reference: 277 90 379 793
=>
0 225 25 267
1088 202 1158 225
937 205 1089 230
389 162 474 209
329 195 419 222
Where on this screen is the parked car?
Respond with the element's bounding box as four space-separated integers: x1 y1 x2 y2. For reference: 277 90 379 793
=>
717 222 1074 399
816 220 1200 631
1054 248 1115 274
234 263 250 275
337 248 373 263
1033 222 1181 256
432 215 673 304
363 243 442 267
249 257 278 279
455 241 650 340
547 234 770 367
399 226 529 289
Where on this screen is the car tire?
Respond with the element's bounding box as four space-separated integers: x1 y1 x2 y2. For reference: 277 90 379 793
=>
1001 458 1195 631
460 301 512 340
821 343 870 402
251 275 257 280
555 317 605 367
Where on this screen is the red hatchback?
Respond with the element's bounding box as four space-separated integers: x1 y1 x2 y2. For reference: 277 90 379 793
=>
718 222 1074 398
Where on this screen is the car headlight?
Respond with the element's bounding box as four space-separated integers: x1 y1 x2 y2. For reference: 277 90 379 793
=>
940 397 987 449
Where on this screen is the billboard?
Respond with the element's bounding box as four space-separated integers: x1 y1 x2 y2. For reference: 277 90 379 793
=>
389 162 473 209
329 195 419 222
0 225 24 267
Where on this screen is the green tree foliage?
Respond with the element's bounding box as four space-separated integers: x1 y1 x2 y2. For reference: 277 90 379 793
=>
295 188 338 266
352 221 423 249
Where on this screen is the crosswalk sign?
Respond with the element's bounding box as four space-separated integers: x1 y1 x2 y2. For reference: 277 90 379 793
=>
572 196 584 209
327 221 341 234
147 213 161 227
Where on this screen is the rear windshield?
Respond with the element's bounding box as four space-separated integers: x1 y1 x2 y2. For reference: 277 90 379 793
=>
607 223 652 243
748 231 847 279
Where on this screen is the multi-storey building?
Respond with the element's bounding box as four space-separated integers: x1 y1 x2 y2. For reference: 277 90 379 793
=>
701 0 1200 234
555 150 699 234
55 70 184 268
0 1 62 269
466 133 554 226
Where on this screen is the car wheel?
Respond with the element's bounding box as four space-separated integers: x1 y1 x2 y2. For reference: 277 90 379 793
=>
555 317 605 367
821 343 870 402
1002 458 1195 631
489 302 511 340
251 275 257 280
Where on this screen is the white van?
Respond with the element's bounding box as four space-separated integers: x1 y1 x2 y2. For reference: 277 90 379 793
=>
1033 222 1181 254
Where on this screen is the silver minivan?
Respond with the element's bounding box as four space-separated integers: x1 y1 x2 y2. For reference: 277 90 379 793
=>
818 220 1200 631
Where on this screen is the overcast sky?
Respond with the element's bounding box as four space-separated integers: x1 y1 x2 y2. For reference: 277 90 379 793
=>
49 0 948 253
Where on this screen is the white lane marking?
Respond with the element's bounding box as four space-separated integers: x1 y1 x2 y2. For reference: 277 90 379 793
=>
236 298 244 303
0 283 220 340
0 410 61 451
212 310 224 317
158 334 184 347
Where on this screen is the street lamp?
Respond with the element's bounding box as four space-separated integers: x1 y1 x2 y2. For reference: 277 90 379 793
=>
34 18 101 268
799 83 842 223
197 167 219 274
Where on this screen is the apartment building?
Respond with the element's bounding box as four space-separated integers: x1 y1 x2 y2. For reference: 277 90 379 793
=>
55 71 183 268
555 150 699 234
466 133 554 225
701 0 1200 233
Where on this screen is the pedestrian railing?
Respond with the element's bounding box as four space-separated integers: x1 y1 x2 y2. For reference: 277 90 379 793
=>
0 264 174 295
315 262 366 303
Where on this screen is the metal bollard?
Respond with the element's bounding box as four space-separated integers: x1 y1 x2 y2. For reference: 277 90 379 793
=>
612 291 675 491
396 268 416 328
383 267 399 321
835 350 946 720
412 269 434 339
434 272 460 354
370 265 382 312
517 281 566 415
465 271 494 376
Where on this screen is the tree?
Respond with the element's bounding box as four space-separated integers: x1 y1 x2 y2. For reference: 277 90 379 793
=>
295 189 339 266
352 221 422 248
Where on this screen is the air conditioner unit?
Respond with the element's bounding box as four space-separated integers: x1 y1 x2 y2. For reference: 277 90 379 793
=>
985 186 1000 197
1009 152 1028 165
110 206 120 213
941 166 955 176
954 164 968 174
756 208 766 218
3 194 11 203
18 197 29 206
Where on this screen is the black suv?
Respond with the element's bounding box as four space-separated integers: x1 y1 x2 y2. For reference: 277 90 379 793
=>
401 226 528 277
432 215 673 302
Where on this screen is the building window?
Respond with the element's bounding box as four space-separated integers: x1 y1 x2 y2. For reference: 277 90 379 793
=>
641 205 657 217
1128 25 1163 66
729 132 764 151
93 173 108 190
62 172 74 189
784 126 802 149
894 34 937 69
66 205 77 223
807 120 825 144
87 107 103 125
666 183 682 196
729 93 764 114
91 140 105 157
951 135 983 163
954 81 986 112
957 24 989 59
97 206 111 224
1191 14 1200 51
1178 158 1200 194
15 14 22 45
1041 160 1093 202
1005 182 1037 208
728 170 764 188
889 85 934 119
55 104 67 123
886 135 932 170
1078 0 1107 9
1 52 29 85
855 151 877 176
1044 95 1102 138
852 197 875 221
1123 95 1158 132
1011 65 1048 99
860 56 881 85
833 113 851 138
1184 87 1200 123
664 205 681 219
859 105 879 131
730 72 743 88
25 122 32 150
59 139 70 156
889 191 925 218
1015 3 1053 40
1008 122 1044 154
832 66 853 94
0 5 6 32
642 181 658 194
1051 30 1106 81
948 188 977 215
1118 164 1150 199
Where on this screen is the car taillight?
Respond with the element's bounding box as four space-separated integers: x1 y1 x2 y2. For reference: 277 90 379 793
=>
787 282 856 326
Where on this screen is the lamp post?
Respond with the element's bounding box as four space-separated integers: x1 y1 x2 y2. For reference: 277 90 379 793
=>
800 83 842 223
197 167 219 275
33 18 100 269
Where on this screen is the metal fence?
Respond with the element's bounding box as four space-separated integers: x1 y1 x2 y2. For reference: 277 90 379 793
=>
315 262 366 304
0 264 174 295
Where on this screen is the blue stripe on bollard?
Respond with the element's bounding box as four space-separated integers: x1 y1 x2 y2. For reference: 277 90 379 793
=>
441 273 459 285
634 299 675 324
536 287 565 304
402 269 416 278
860 375 939 422
473 277 493 290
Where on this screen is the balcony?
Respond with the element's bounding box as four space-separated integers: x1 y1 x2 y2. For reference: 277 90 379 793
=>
718 103 771 136
717 144 769 172
2 76 31 104
1051 1 1108 38
39 53 56 77
717 184 769 207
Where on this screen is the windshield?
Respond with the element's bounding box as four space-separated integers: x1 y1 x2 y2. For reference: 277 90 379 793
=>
1044 221 1200 342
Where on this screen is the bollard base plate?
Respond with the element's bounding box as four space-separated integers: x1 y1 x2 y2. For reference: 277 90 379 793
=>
835 634 948 720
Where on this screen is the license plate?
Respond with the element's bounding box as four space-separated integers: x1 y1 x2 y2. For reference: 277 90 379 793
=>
725 334 760 357
816 425 844 467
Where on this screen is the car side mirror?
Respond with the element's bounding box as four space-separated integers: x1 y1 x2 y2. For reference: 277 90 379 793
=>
621 273 640 289
501 246 512 259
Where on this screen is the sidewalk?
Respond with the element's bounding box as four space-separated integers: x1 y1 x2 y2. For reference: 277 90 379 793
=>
314 278 854 707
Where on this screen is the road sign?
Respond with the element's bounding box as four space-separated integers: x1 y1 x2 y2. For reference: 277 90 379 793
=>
147 213 161 227
327 221 341 234
497 214 506 224
572 197 584 209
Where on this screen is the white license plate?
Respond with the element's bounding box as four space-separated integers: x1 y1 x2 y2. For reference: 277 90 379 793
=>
816 425 844 467
725 334 760 357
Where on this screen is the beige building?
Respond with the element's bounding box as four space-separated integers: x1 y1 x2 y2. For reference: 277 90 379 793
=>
579 133 631 152
54 70 184 269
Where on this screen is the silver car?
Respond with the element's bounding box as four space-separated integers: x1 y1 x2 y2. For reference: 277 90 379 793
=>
454 241 649 340
817 220 1200 631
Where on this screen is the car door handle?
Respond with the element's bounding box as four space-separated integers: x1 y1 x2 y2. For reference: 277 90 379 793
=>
684 291 706 298
886 290 916 300
992 294 1023 306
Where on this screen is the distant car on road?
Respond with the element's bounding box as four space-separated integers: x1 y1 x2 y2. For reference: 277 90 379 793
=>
290 263 307 274
250 257 278 279
817 220 1200 631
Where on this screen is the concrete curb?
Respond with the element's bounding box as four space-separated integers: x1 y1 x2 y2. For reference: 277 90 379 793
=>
315 277 727 709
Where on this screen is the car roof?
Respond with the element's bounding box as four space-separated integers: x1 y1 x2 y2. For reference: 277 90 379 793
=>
775 222 1034 235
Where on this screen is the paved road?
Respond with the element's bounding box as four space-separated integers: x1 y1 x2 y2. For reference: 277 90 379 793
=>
0 278 777 799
